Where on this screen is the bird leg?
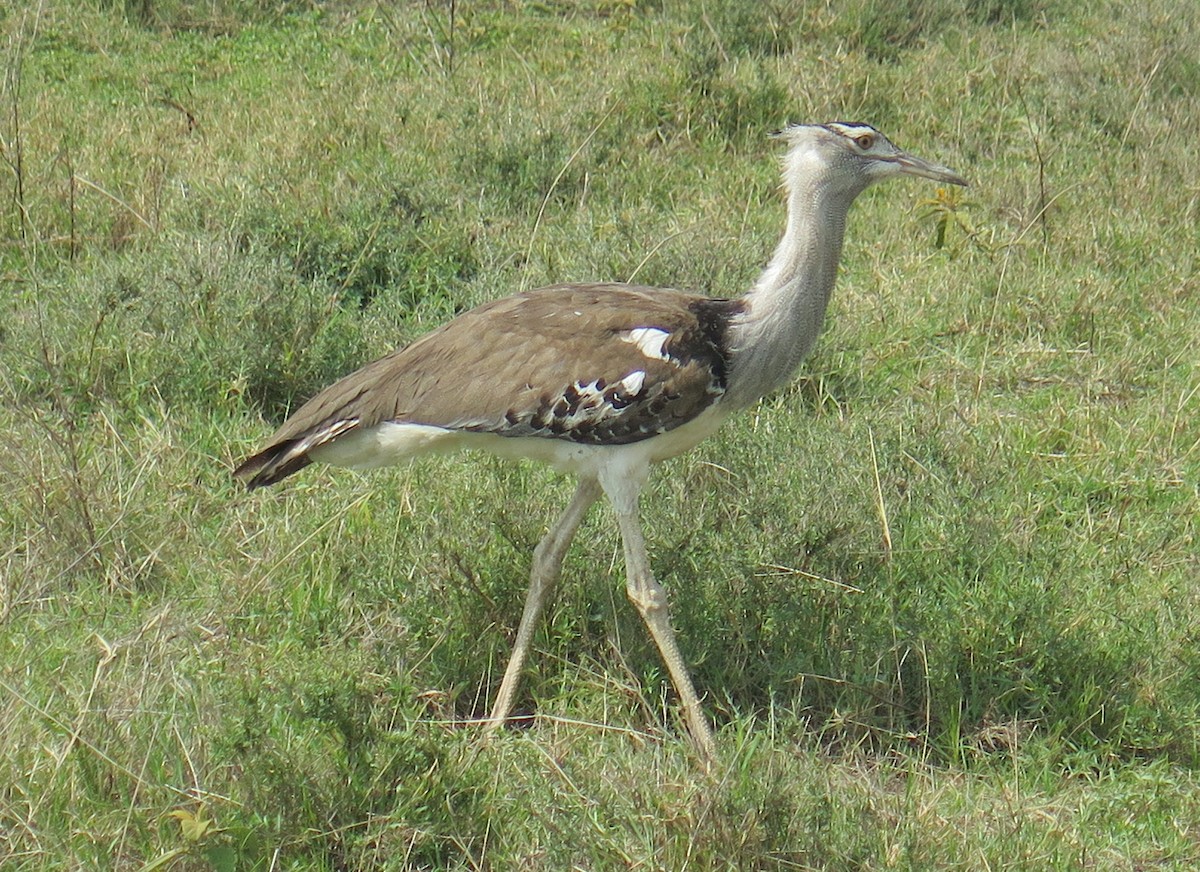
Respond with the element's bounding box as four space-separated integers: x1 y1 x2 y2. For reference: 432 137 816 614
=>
485 478 601 733
600 468 717 762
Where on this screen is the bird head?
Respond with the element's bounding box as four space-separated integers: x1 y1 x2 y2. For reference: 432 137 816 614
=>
772 122 967 198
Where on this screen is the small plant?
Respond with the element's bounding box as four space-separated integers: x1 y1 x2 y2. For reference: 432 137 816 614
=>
140 805 233 872
917 185 983 251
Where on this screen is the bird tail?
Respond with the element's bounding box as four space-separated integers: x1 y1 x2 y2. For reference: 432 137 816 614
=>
233 418 359 489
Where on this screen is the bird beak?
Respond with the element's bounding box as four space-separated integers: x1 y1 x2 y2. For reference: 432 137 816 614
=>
895 153 968 186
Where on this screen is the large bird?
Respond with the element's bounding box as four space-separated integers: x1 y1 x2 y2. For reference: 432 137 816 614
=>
235 122 967 760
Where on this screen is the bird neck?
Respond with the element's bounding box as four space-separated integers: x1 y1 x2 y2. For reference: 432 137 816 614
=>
723 176 853 409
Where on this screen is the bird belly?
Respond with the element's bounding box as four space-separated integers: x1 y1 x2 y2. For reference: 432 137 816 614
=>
309 422 461 469
642 404 733 462
311 403 733 479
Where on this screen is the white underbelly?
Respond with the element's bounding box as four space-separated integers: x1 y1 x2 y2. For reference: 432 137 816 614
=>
309 404 733 478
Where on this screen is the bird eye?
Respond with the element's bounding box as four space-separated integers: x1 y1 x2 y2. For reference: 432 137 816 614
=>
855 133 875 150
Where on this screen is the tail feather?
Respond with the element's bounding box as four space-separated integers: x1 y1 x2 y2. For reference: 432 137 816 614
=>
234 418 359 489
233 443 313 489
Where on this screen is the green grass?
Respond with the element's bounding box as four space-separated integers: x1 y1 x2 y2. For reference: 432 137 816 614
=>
2 0 1199 868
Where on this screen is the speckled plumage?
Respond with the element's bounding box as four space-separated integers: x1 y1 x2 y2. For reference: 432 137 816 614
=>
234 284 744 486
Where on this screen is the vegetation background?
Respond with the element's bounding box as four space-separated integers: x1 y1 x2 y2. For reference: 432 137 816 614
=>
2 0 1198 868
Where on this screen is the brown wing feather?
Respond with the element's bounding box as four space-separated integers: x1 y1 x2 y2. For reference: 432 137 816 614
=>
234 283 742 487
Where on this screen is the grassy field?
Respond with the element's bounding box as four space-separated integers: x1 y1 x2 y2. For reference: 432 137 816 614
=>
2 0 1199 868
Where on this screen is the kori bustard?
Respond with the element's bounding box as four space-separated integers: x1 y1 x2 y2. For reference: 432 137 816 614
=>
235 122 966 761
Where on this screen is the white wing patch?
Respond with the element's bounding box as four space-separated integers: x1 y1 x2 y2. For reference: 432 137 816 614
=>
619 369 646 395
621 327 672 361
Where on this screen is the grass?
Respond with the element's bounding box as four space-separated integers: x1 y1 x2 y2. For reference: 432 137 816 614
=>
2 0 1199 868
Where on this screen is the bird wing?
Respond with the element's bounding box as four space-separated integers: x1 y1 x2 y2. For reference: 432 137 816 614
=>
234 283 744 487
